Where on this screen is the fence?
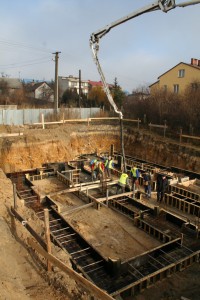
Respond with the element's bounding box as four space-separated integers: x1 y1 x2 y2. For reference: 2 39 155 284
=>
0 107 101 125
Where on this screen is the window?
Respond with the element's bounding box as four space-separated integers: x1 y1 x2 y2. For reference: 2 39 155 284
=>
191 82 200 91
71 82 77 88
178 69 185 78
163 85 167 92
173 84 179 93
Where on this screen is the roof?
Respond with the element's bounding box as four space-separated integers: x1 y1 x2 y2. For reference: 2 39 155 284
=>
158 62 200 79
149 60 200 88
88 80 113 88
25 81 52 92
88 80 103 87
149 80 159 88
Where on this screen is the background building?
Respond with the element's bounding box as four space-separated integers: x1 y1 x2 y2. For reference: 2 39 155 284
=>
25 81 54 102
59 76 89 98
150 58 200 94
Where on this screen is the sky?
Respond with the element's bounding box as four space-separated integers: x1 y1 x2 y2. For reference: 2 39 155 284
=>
0 0 200 93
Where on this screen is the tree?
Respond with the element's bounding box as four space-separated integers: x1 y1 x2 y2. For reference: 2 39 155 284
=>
61 88 79 107
112 77 126 109
88 86 107 108
183 81 200 132
0 79 9 105
10 89 26 106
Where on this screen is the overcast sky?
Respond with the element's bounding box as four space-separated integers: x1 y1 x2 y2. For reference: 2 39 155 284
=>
0 0 199 93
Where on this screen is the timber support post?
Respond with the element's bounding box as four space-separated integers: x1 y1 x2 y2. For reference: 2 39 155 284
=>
13 183 17 210
44 208 52 272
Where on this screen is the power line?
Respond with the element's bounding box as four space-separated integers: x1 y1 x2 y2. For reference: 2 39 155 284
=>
0 59 52 70
0 37 55 54
0 55 50 67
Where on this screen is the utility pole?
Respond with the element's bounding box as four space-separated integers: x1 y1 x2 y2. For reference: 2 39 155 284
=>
53 51 61 113
78 69 82 107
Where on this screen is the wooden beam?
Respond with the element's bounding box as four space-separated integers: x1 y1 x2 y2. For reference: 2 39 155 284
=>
62 202 94 215
10 206 46 250
148 123 168 129
28 238 115 300
48 180 118 196
95 191 134 203
181 134 200 141
123 119 141 123
44 209 52 271
13 183 17 209
0 132 23 137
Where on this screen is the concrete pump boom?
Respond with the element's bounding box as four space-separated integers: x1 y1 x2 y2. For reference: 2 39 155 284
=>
90 0 200 172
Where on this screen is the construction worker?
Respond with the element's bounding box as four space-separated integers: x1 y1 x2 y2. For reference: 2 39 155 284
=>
143 171 152 199
97 161 105 180
116 172 129 194
130 165 140 191
90 159 98 181
156 174 168 203
104 156 114 178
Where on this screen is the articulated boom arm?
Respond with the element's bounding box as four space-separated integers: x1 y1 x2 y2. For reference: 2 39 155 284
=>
90 0 200 173
90 0 200 119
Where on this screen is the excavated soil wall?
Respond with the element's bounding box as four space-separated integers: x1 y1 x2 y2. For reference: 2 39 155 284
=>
0 123 200 173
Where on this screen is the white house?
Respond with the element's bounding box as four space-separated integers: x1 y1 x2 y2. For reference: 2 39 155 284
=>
58 76 89 98
25 81 54 102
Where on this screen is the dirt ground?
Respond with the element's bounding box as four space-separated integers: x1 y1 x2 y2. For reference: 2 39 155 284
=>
0 169 95 300
33 177 160 261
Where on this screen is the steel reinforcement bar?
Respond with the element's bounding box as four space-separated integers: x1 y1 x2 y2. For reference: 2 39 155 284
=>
112 239 200 298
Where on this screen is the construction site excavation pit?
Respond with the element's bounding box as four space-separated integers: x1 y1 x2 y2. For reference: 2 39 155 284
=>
4 147 200 299
4 146 200 300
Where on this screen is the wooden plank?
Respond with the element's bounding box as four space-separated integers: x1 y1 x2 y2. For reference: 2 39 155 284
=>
90 117 119 120
44 209 52 271
10 206 46 250
182 134 200 141
123 119 141 123
13 183 17 209
28 238 115 300
149 124 168 129
96 191 134 203
0 132 23 137
62 202 94 215
48 180 118 196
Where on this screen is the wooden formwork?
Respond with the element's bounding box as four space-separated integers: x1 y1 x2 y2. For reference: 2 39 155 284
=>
165 193 200 217
57 170 81 187
120 252 199 298
169 185 200 201
109 198 138 220
111 238 200 298
29 172 55 182
134 217 172 243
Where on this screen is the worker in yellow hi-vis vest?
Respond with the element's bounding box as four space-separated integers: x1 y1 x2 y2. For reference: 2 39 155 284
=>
116 173 129 194
104 156 114 178
130 166 140 191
